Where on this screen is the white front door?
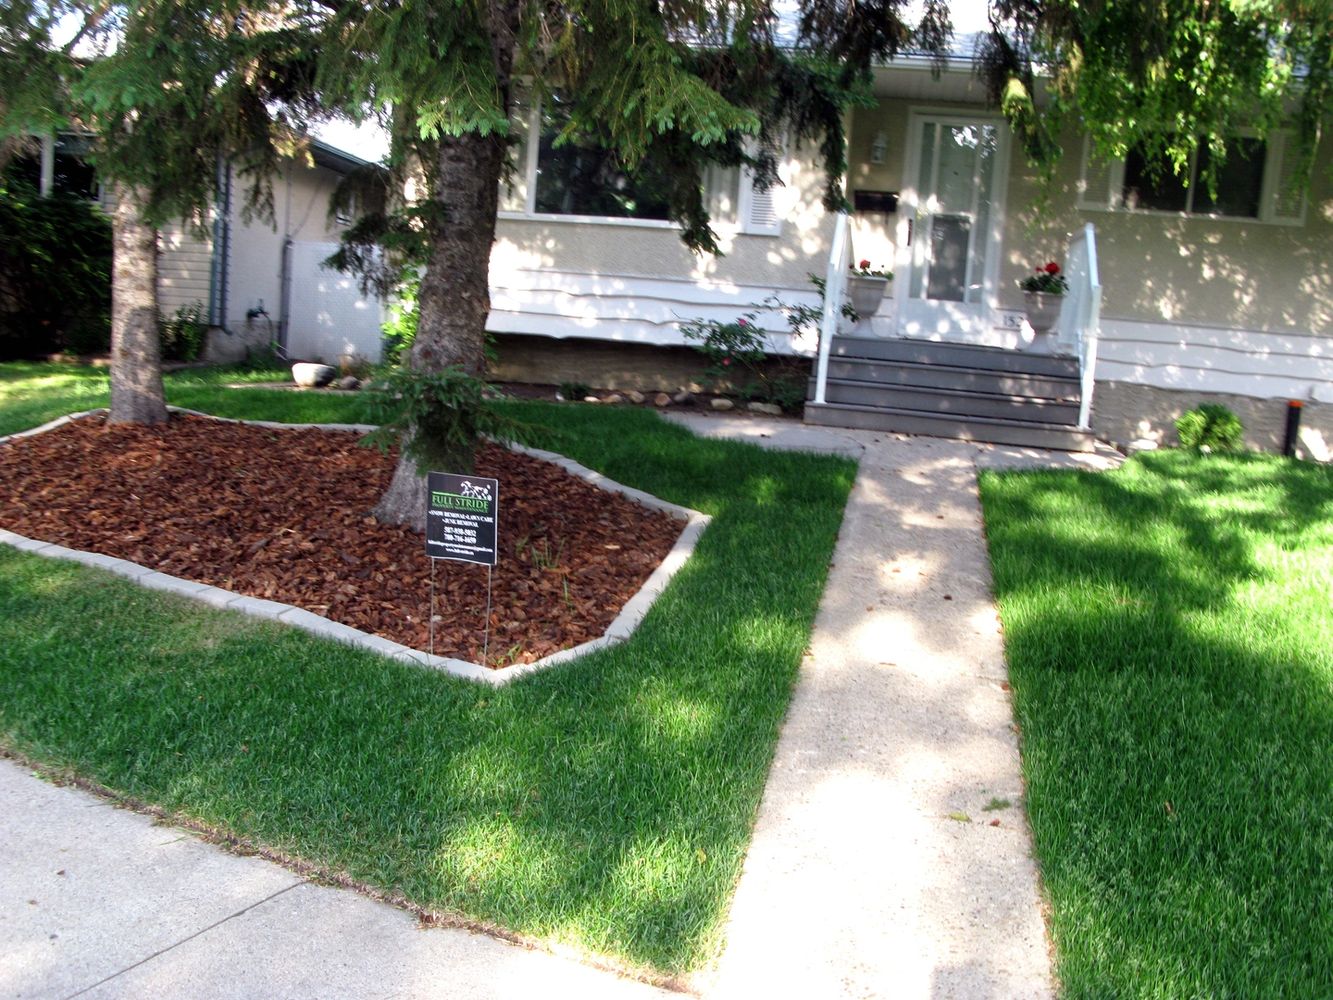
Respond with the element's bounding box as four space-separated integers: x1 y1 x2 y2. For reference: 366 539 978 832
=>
895 114 1009 341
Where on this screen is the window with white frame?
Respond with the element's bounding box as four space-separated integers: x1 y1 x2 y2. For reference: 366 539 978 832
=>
501 93 784 235
1080 132 1307 225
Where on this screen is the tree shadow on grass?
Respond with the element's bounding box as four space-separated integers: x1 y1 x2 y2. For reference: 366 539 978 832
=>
980 451 1333 997
0 412 858 977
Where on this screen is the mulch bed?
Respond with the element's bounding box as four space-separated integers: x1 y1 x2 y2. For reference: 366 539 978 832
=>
0 414 682 667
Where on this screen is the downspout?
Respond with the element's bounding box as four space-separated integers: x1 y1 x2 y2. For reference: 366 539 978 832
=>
278 238 293 354
39 134 55 197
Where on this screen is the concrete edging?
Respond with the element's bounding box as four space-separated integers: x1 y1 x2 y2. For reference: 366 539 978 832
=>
0 407 711 687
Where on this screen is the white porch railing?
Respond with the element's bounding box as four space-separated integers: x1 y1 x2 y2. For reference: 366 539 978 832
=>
812 212 851 405
1057 222 1103 430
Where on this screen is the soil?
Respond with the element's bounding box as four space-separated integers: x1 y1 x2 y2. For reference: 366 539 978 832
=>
0 414 682 668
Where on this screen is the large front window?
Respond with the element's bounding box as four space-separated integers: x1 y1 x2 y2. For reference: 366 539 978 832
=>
500 94 778 234
532 96 673 221
1123 138 1266 218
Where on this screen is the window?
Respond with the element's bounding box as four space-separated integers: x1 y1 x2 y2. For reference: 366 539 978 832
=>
1080 131 1306 225
501 94 783 235
1122 138 1265 217
531 95 673 221
10 133 100 200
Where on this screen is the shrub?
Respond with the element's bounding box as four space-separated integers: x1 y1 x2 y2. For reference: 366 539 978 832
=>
558 381 593 401
380 278 418 365
682 289 823 412
1176 403 1245 451
160 303 207 362
0 172 111 358
360 366 513 474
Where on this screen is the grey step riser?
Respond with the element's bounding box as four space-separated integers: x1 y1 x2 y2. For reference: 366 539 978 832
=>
831 337 1078 378
822 360 1078 400
804 403 1096 452
817 380 1081 424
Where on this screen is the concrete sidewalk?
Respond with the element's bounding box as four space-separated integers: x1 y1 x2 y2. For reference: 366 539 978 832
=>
2 418 1118 999
0 761 675 1000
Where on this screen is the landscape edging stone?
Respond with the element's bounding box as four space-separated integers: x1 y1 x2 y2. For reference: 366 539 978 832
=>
1 407 711 687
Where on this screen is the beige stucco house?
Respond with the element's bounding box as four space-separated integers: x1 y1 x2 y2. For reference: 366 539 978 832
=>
475 50 1331 459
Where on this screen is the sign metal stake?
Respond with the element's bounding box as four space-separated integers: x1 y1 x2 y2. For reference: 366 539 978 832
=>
429 557 436 659
425 471 501 667
483 565 493 666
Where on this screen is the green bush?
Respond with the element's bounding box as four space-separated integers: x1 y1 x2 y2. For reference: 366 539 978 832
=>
0 172 112 358
360 366 513 474
1176 403 1245 451
558 381 593 401
681 310 808 412
160 302 207 362
380 278 418 365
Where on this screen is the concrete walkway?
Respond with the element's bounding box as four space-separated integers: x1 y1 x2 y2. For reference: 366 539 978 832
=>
2 417 1119 999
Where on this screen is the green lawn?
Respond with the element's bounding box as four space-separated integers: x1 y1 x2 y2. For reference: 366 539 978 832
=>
0 361 315 437
0 362 856 976
980 451 1333 998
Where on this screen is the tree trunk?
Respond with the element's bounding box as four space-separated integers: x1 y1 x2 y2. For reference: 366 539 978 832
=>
373 129 508 530
108 183 168 425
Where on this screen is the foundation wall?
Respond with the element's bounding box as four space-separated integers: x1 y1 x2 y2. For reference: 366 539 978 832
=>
1093 381 1332 462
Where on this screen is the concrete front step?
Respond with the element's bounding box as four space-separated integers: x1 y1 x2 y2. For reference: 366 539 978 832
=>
831 335 1079 379
804 401 1097 452
825 355 1080 400
813 377 1082 424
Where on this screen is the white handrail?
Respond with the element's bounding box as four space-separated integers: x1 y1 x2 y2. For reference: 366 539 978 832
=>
813 213 851 406
1057 222 1102 430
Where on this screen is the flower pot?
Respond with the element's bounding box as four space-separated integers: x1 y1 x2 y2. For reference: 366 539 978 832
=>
1023 290 1063 342
848 274 890 319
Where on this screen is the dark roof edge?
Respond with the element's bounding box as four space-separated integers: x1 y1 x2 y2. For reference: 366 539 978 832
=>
309 138 374 174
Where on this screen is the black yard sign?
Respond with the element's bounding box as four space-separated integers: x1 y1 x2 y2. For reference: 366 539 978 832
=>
426 472 500 566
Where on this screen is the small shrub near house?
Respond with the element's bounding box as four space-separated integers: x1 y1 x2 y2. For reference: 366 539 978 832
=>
1176 403 1245 452
682 309 808 412
159 303 207 362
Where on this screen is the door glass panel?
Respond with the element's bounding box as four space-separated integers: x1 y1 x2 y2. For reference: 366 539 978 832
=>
909 123 935 300
926 215 970 301
965 126 997 304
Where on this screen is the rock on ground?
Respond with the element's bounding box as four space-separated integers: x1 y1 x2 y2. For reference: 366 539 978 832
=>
292 363 335 388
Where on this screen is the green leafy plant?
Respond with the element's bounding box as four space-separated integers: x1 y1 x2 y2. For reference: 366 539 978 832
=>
159 302 207 362
359 366 513 474
380 279 418 366
683 276 848 412
682 312 794 408
1176 403 1244 451
558 381 593 401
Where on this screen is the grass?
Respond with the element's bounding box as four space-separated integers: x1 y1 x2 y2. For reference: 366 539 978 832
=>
980 450 1333 998
0 362 856 977
0 361 314 437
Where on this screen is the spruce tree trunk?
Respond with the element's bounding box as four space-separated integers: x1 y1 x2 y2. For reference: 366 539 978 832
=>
373 129 508 530
108 184 168 425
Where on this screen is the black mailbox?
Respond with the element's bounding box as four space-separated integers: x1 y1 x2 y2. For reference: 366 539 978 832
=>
853 190 899 213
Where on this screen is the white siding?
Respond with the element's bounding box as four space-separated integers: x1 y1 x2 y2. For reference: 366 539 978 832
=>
157 221 213 318
1095 319 1333 402
486 265 822 355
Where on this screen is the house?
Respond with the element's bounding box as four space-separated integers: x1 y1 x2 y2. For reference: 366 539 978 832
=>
469 42 1331 460
22 132 384 366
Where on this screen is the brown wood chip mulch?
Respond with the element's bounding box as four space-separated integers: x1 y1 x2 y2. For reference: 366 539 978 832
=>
0 414 682 668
